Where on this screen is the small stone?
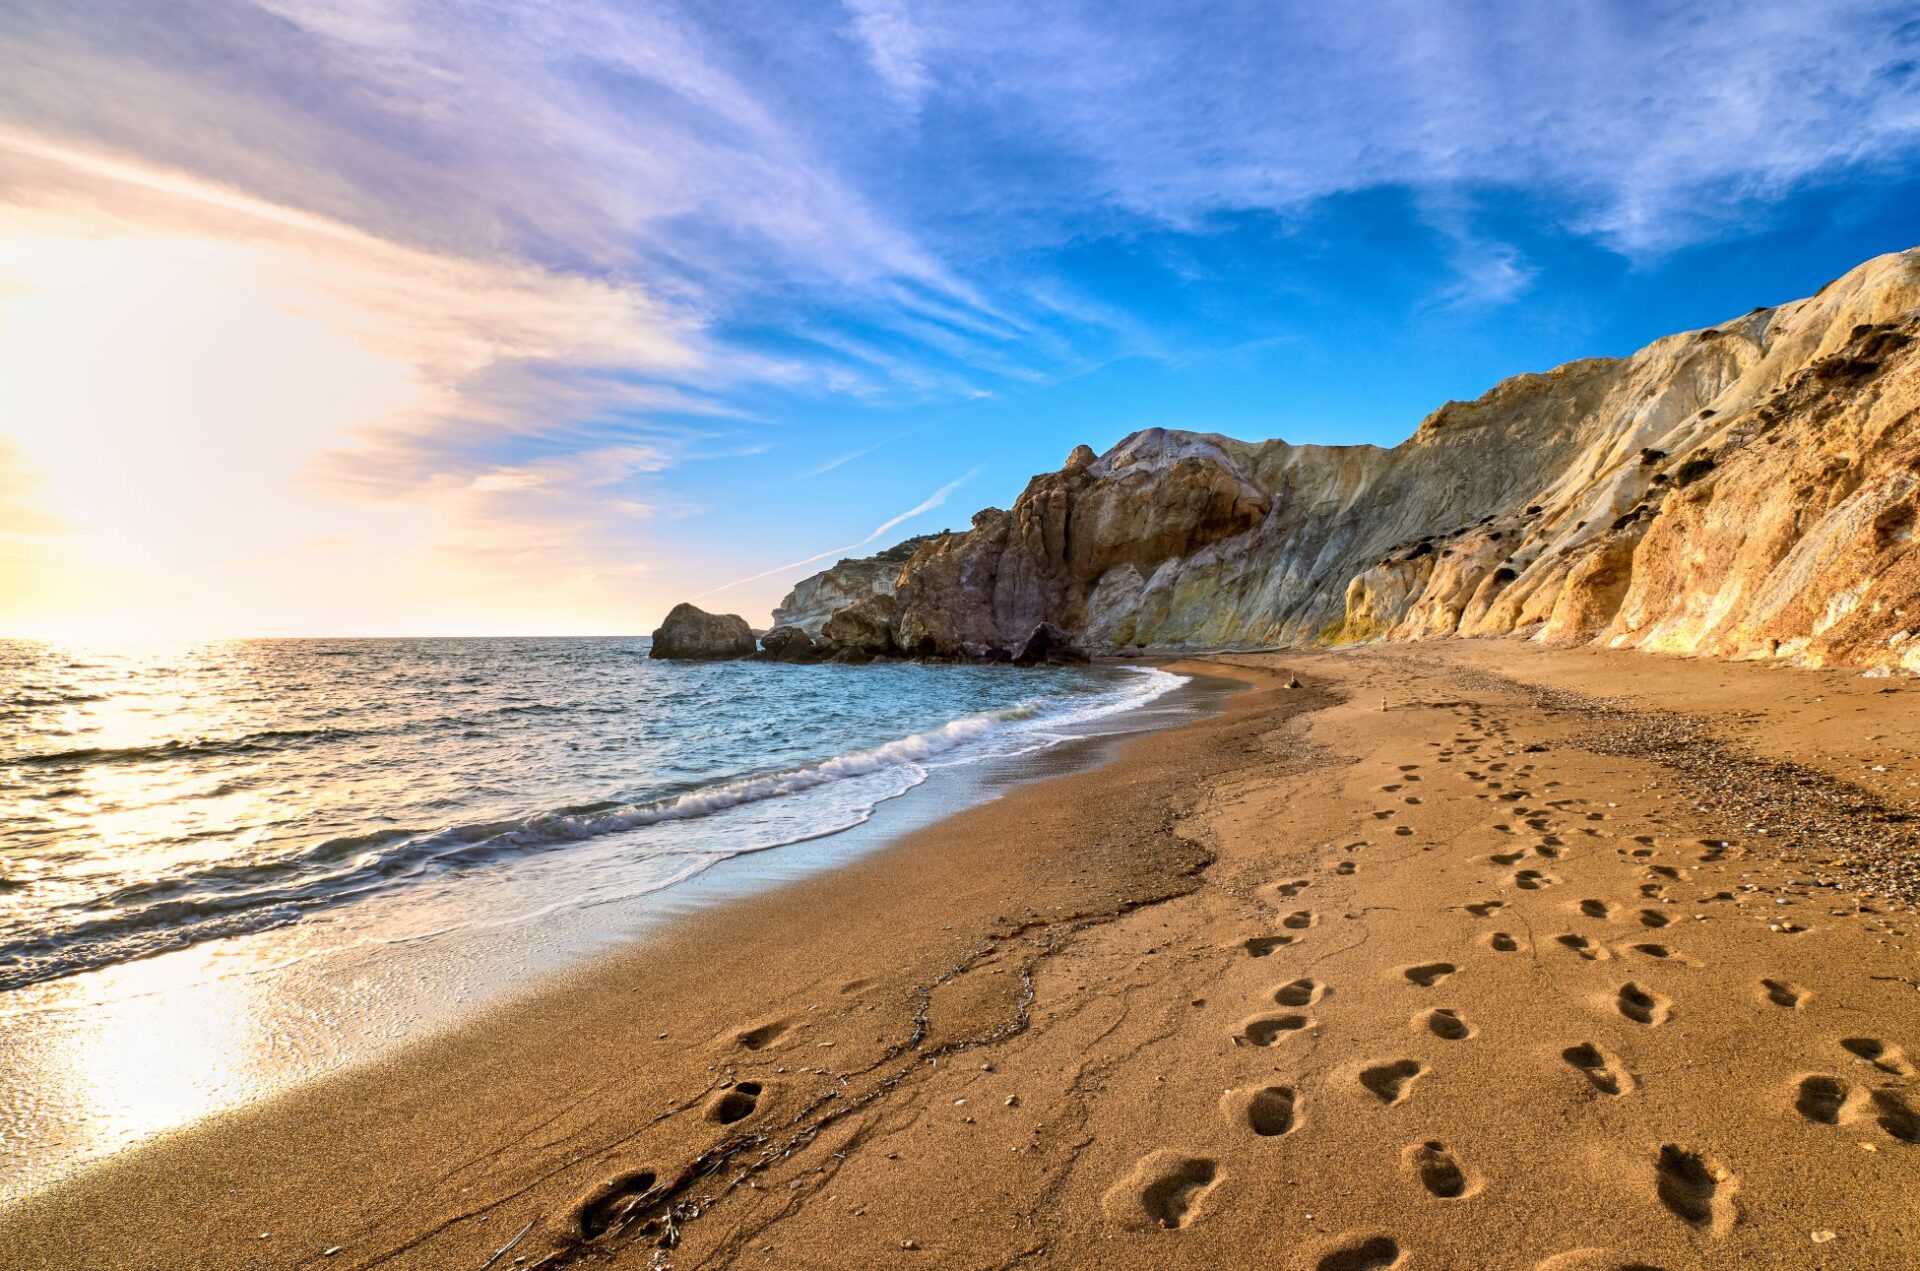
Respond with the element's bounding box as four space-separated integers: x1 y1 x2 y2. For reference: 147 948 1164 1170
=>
902 1239 919 1250
1812 1231 1836 1244
1005 1095 1020 1107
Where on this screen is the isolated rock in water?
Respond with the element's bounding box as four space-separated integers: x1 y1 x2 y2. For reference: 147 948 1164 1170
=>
822 593 897 656
758 625 819 662
1013 621 1087 665
784 247 1920 674
649 603 756 660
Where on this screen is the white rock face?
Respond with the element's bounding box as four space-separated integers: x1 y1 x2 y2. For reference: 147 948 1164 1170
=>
791 248 1920 671
771 534 944 634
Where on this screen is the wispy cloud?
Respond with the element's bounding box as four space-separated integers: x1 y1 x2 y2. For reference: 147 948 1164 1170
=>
693 467 977 601
845 0 935 109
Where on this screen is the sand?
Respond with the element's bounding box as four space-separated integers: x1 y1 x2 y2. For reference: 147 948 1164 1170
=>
4 642 1920 1269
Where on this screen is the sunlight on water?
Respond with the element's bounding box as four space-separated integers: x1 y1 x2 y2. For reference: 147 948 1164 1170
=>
31 942 255 1162
0 635 1189 1195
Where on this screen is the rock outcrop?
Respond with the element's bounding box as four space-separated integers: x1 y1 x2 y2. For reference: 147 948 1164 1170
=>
757 625 821 662
649 603 756 660
784 247 1920 674
771 534 945 634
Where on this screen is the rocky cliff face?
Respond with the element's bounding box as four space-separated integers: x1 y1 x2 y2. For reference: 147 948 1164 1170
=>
771 534 945 634
792 248 1920 673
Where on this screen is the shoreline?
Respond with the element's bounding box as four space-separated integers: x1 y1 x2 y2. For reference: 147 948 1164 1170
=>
6 642 1920 1268
0 661 1230 1204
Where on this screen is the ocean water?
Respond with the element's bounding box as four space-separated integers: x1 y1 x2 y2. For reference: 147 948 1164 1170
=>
0 638 1182 996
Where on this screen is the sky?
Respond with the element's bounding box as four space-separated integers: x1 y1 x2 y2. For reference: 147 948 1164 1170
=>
2 2 1919 639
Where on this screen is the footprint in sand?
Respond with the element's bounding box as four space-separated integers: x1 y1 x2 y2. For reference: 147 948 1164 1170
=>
1873 1090 1920 1143
1237 1013 1313 1046
1627 943 1675 961
1556 933 1608 962
1636 909 1672 929
1275 978 1325 1007
1283 909 1318 930
1563 1042 1634 1096
1420 1007 1474 1041
1221 1084 1298 1137
1488 931 1522 953
1404 1140 1477 1198
1466 900 1505 917
734 1020 792 1051
1652 1144 1738 1235
574 1168 663 1240
1274 880 1311 899
1102 1150 1220 1230
1403 962 1456 988
704 1080 764 1125
1616 983 1671 1026
1759 978 1808 1009
1394 826 1414 837
1841 1037 1916 1076
1359 1059 1425 1105
1488 851 1527 866
1578 899 1611 920
1242 935 1296 957
1314 1235 1404 1271
1337 861 1358 876
1792 1074 1850 1124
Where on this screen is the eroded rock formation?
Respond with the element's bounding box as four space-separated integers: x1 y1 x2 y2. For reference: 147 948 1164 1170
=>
784 248 1920 672
771 535 945 634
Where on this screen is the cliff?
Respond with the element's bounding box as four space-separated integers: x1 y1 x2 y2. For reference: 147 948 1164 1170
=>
789 247 1920 672
771 534 946 634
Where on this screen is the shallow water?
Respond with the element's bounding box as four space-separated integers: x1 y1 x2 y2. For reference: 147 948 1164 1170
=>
0 637 1201 1196
0 638 1180 990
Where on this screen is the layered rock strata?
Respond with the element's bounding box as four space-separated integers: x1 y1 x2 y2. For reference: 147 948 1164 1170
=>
778 248 1920 673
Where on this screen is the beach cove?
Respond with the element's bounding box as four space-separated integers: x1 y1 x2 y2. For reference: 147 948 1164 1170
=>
6 643 1920 1269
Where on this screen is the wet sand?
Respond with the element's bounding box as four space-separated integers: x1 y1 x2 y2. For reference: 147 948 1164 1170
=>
5 643 1920 1269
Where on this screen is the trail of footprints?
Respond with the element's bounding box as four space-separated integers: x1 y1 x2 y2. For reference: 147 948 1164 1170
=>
1111 711 1919 1268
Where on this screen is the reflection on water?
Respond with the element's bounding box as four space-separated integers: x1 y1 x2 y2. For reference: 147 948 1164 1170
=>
24 943 256 1166
0 637 1219 1199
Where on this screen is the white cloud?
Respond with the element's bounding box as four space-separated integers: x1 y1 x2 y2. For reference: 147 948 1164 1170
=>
845 0 935 108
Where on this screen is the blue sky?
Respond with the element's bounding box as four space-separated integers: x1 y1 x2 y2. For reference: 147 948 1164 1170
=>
2 1 1918 636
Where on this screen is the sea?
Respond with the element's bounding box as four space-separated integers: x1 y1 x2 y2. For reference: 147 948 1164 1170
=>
0 637 1201 1195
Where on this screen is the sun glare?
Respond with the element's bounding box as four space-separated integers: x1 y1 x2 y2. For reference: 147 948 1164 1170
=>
0 216 434 641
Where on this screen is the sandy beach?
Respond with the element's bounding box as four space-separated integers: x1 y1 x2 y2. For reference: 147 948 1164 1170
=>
6 643 1920 1270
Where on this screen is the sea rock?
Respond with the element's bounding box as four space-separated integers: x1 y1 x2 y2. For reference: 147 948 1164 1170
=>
821 593 897 656
1012 622 1088 666
758 625 820 662
781 247 1920 674
649 603 756 660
